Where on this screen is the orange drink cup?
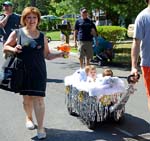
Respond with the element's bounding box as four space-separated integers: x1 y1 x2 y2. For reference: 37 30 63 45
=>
57 43 71 58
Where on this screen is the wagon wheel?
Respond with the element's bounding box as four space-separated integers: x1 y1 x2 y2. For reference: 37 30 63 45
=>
67 98 78 116
67 106 73 115
86 112 97 130
112 107 125 123
86 120 97 130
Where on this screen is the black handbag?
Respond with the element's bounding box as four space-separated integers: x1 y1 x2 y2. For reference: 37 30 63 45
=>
0 54 24 93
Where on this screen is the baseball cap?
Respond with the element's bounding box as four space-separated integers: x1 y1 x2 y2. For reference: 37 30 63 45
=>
2 1 13 6
80 7 87 13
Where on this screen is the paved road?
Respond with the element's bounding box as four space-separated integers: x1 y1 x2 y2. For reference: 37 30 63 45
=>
0 42 149 141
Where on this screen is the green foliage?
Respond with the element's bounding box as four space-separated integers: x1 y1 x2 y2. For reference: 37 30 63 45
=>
64 18 76 29
39 20 48 31
5 0 147 30
50 0 77 16
48 0 146 27
39 18 62 31
9 0 51 14
36 0 50 15
96 26 127 43
94 0 146 27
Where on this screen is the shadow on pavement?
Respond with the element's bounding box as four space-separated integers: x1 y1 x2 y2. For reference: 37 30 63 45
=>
47 78 63 83
31 113 150 141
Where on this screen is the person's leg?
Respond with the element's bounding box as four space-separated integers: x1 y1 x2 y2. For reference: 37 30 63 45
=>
32 96 46 139
23 96 35 130
78 41 85 68
33 96 45 130
79 58 84 68
141 66 150 111
23 96 33 122
85 41 93 66
86 58 90 66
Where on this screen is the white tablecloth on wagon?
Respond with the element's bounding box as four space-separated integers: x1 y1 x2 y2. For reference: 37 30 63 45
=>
64 69 126 98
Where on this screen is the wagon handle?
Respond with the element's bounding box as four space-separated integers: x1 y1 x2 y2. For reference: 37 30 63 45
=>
127 74 140 84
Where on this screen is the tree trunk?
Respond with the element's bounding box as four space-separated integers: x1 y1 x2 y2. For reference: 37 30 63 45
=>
65 35 69 44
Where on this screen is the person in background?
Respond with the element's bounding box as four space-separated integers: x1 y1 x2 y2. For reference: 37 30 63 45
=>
95 16 100 26
131 0 150 111
0 1 20 43
3 6 67 139
74 7 97 68
92 32 114 62
60 18 67 42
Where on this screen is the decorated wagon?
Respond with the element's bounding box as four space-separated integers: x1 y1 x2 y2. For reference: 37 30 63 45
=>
64 69 139 130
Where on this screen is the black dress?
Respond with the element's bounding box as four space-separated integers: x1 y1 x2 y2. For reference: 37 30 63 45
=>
17 28 47 97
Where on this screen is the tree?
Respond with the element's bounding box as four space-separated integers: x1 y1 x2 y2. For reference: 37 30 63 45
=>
90 0 146 27
9 0 51 15
31 0 37 6
36 0 50 15
4 0 147 27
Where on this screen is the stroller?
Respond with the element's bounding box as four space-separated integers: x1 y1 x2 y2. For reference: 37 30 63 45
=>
64 69 139 130
91 36 114 66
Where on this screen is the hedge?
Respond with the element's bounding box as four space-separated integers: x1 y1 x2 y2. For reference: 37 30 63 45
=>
96 26 127 43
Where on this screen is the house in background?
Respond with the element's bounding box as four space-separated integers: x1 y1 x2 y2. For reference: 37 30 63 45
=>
92 8 112 26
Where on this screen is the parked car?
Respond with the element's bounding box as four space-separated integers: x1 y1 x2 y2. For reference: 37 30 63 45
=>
127 24 134 38
61 14 80 19
41 15 62 21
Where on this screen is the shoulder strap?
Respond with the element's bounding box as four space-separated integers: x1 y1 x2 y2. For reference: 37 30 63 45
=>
40 31 44 38
15 29 21 45
39 31 45 45
0 14 5 21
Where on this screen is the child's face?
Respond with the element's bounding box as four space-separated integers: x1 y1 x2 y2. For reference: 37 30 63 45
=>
88 70 96 78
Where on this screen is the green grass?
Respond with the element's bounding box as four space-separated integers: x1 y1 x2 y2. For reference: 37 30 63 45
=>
113 43 132 65
71 47 78 53
44 31 61 41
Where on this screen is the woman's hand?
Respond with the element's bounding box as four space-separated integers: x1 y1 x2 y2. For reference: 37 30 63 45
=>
14 45 22 53
60 52 69 58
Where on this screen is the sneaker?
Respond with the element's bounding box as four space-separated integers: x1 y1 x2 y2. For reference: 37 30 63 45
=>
37 128 46 140
25 120 35 130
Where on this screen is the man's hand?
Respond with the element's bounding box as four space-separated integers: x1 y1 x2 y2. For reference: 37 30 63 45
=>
130 67 140 83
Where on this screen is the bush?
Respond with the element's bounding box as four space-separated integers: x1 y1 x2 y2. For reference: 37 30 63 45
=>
39 20 48 31
96 26 127 43
64 18 76 29
39 18 62 31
